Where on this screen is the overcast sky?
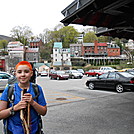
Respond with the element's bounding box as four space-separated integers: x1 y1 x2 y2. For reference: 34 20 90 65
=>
0 0 89 37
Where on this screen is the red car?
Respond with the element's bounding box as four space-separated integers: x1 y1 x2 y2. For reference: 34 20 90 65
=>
50 71 69 80
85 70 103 77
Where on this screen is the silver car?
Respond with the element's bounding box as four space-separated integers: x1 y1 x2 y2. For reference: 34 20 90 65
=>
0 72 14 91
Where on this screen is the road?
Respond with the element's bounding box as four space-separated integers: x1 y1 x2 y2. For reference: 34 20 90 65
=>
0 75 134 134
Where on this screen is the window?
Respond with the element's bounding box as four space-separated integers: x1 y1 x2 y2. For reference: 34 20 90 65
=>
108 72 116 79
99 73 108 79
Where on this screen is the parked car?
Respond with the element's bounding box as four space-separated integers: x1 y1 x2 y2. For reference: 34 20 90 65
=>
40 71 48 77
65 70 83 79
99 66 118 73
126 69 134 75
49 70 56 77
118 68 131 72
85 71 134 93
77 69 84 74
85 70 103 77
0 72 14 91
50 71 69 80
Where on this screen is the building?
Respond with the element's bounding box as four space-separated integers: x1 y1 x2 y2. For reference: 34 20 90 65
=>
7 41 23 51
29 39 43 48
70 41 121 65
7 46 39 72
70 43 83 57
107 43 120 57
52 42 72 70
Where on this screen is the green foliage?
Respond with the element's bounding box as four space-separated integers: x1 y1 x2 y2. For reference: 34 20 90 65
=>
58 26 79 47
50 26 79 48
83 32 98 42
97 36 110 42
0 40 8 49
72 60 86 66
40 42 52 62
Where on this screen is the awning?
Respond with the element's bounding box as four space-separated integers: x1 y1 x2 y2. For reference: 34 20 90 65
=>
61 0 134 39
96 28 134 40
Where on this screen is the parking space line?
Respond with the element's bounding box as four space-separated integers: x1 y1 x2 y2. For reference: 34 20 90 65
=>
44 89 86 106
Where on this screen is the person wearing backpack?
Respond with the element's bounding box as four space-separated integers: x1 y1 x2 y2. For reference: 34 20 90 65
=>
0 61 47 134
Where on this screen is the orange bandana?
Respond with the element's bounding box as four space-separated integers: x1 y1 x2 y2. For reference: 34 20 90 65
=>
15 61 32 71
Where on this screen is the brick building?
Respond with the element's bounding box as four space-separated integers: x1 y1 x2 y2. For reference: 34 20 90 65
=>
70 41 121 65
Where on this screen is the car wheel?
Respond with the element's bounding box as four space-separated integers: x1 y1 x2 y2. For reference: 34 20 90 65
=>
86 74 89 77
72 76 75 79
115 84 124 93
57 77 60 80
88 82 95 90
96 74 99 77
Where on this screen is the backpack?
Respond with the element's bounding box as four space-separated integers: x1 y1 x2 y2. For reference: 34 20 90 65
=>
4 83 44 134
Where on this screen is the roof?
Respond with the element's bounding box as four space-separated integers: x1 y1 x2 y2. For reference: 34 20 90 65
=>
61 0 134 40
10 46 38 52
83 43 94 46
53 61 72 66
54 42 62 49
97 43 107 47
96 28 134 40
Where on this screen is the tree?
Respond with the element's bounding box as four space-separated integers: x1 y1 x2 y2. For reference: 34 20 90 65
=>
49 26 79 48
58 26 79 47
83 32 98 43
40 42 52 62
97 36 110 42
0 40 8 50
10 25 33 45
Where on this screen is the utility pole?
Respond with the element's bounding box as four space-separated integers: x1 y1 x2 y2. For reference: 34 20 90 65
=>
23 46 28 61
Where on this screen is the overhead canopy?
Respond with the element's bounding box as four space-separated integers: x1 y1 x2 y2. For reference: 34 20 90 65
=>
96 28 134 40
61 0 134 39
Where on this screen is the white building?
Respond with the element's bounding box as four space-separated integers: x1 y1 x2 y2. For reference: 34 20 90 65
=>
52 42 72 70
7 41 23 51
126 39 134 49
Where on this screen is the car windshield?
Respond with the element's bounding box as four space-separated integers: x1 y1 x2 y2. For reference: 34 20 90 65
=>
71 70 78 73
105 67 115 70
118 72 134 77
42 71 47 73
99 73 108 79
57 71 65 74
95 70 101 72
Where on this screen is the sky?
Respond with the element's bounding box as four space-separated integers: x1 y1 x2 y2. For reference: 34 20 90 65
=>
0 0 89 37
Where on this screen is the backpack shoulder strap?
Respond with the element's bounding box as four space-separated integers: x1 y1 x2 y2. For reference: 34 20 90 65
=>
7 84 15 103
32 83 40 100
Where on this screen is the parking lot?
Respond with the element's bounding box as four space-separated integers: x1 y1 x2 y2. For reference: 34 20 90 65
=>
37 75 119 106
0 75 134 134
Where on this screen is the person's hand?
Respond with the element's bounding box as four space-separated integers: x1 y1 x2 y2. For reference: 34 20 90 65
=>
14 100 27 111
22 93 34 105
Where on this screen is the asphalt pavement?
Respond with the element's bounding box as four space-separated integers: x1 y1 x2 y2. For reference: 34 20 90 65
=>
0 76 134 134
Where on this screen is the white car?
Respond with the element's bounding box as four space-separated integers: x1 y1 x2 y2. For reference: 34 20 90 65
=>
66 70 83 79
99 67 118 73
40 71 48 77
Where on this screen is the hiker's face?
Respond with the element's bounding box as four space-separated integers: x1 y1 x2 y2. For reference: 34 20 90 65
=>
15 65 33 84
